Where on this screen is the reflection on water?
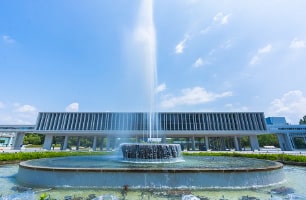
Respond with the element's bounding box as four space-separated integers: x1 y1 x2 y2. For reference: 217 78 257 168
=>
26 155 279 169
1 164 306 199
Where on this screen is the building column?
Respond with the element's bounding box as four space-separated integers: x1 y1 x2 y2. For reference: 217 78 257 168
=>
286 133 295 150
205 136 209 151
13 132 25 150
191 136 196 151
135 135 139 143
43 135 53 150
106 136 111 151
161 135 166 143
76 137 81 150
8 135 14 148
92 136 97 151
62 135 69 150
277 133 293 151
135 136 138 143
249 135 259 151
112 137 116 149
234 136 239 151
186 137 190 151
277 134 285 151
100 137 104 151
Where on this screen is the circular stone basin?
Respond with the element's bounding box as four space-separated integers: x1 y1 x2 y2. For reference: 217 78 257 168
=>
17 155 284 189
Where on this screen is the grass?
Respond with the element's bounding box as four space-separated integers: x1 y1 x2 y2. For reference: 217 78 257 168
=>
0 151 108 162
182 151 306 164
24 144 43 148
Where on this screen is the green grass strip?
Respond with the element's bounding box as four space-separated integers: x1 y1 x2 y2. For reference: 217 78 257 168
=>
1 151 306 164
0 151 108 162
182 151 306 163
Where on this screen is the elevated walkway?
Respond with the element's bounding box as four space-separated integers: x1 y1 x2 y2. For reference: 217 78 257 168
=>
0 125 35 150
266 117 306 151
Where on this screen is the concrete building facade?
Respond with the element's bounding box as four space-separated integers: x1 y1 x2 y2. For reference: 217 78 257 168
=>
2 113 306 151
34 112 267 151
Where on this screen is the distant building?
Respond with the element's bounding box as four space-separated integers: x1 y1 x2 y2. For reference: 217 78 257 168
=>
266 117 287 126
266 117 306 151
0 132 14 147
0 125 35 150
2 112 305 151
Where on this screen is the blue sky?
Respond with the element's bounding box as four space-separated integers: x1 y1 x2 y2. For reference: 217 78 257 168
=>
1 0 306 125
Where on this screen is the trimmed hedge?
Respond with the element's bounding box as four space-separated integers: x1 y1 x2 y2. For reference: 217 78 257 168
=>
182 151 306 163
0 151 107 162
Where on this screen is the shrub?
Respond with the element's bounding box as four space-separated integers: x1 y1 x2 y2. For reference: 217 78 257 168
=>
0 151 107 162
182 151 306 164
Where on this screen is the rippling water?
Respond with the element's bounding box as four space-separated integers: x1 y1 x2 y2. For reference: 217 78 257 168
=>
1 161 306 199
26 155 278 169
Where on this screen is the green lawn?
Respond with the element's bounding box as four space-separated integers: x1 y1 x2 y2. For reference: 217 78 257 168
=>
0 151 108 162
182 151 306 164
1 150 306 166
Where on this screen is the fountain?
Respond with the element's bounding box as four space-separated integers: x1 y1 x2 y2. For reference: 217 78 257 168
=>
17 153 283 188
16 0 285 192
121 143 182 162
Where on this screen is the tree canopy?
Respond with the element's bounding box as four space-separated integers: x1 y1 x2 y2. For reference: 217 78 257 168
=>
299 115 306 124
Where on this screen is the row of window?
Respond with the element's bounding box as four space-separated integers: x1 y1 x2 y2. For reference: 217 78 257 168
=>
279 127 306 130
36 112 267 131
0 126 35 130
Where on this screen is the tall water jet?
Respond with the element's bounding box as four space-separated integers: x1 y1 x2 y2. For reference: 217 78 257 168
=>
133 0 158 140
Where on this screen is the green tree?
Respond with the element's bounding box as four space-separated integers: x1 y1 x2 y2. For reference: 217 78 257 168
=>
299 115 306 124
258 134 279 147
23 133 44 145
294 138 306 149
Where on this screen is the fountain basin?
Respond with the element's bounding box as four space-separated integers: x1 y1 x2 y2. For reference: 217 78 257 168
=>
17 155 284 189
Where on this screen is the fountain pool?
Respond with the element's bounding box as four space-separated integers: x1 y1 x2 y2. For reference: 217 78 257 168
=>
2 154 306 200
16 153 283 189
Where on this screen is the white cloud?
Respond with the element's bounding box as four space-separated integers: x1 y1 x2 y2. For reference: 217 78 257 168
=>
65 102 79 112
160 87 232 108
225 103 249 111
175 40 186 54
2 35 15 44
175 35 189 54
0 103 38 124
15 104 37 113
200 26 211 34
267 90 306 124
249 55 259 65
193 57 204 68
290 38 306 49
201 13 231 35
155 83 166 93
0 102 4 109
249 44 272 65
192 57 210 68
258 44 272 54
0 114 36 125
220 40 233 49
213 12 232 25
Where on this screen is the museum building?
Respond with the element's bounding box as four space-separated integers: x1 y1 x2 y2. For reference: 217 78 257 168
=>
33 112 266 151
